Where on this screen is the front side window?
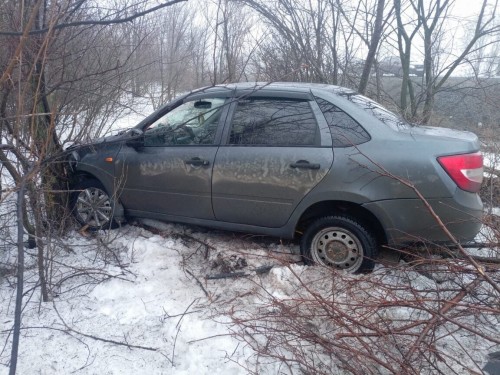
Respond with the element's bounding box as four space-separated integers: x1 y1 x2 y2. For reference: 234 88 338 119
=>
315 97 370 147
144 98 225 146
229 98 319 146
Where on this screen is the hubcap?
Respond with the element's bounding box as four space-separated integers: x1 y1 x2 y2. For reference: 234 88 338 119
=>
311 227 363 271
76 187 112 228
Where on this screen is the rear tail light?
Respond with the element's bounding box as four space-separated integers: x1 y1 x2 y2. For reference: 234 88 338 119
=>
437 152 483 192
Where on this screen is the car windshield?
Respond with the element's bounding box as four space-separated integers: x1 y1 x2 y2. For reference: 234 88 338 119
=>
339 92 411 130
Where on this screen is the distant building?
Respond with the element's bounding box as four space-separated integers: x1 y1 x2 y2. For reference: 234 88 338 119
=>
378 56 424 77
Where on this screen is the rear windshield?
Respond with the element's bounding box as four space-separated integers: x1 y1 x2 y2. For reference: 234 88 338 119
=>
340 92 411 130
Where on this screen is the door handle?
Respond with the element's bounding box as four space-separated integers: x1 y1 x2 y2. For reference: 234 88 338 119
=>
290 160 320 170
185 157 210 167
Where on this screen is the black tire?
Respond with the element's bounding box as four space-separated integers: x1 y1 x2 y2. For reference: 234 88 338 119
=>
70 178 118 230
300 215 378 273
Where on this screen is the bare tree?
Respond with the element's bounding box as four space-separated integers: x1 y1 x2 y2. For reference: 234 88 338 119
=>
122 2 199 107
391 0 500 123
358 0 389 94
393 0 422 117
199 0 254 84
240 0 333 83
241 0 396 92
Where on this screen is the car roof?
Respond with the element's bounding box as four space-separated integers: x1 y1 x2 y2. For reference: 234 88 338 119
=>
204 82 357 96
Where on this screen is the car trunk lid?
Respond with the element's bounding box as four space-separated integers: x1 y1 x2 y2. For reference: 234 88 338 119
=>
401 126 483 192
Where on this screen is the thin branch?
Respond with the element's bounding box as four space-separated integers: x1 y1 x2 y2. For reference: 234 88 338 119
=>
171 299 198 366
52 302 161 353
185 269 210 298
0 0 188 36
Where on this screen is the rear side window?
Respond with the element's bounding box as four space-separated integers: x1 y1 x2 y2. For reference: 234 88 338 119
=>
229 98 319 146
315 97 370 147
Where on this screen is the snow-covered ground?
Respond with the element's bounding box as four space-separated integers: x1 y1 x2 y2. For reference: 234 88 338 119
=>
1 218 499 374
0 220 300 374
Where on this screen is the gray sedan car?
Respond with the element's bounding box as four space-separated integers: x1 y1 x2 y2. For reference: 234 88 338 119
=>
68 83 483 273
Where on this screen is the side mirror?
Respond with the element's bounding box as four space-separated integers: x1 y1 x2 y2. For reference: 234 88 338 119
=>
126 128 144 149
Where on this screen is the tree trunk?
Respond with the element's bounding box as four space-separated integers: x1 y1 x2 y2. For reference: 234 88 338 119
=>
358 0 385 94
422 30 434 124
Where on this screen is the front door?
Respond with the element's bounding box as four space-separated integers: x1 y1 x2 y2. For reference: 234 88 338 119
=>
115 97 227 220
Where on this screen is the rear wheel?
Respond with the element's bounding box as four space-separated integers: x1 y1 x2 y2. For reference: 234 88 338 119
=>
300 216 377 273
71 179 117 230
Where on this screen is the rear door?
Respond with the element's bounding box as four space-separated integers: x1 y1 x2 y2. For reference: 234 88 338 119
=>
212 91 333 227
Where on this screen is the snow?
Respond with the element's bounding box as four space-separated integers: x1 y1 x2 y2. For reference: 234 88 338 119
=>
1 217 499 374
0 221 298 374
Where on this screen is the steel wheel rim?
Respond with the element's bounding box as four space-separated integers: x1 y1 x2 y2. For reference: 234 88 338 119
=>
76 187 112 227
311 227 363 271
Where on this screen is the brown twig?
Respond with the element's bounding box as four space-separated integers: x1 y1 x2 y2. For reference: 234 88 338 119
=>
52 302 162 354
185 269 210 298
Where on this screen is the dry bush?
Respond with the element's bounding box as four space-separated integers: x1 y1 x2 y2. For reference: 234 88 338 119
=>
222 257 499 375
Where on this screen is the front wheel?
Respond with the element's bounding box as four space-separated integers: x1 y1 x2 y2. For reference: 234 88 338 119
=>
71 179 118 230
300 216 378 273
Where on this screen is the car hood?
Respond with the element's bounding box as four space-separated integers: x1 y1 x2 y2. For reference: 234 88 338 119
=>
66 131 130 152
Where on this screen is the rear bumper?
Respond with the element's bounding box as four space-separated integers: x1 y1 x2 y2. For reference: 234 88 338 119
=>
363 191 483 245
